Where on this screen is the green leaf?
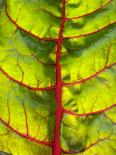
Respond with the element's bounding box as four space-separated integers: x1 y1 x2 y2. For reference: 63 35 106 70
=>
0 151 12 155
0 0 116 155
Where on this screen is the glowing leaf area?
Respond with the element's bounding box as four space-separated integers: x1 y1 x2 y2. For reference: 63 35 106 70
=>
0 0 116 155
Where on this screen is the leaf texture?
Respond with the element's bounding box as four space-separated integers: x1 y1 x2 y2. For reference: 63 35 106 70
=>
0 0 116 155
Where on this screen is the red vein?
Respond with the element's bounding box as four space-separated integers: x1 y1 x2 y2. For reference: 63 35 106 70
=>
62 136 110 154
63 104 116 117
104 113 116 125
5 5 58 42
0 117 53 147
6 90 11 125
62 63 116 86
105 43 112 67
64 22 116 39
66 0 112 20
16 56 24 82
0 67 55 91
33 8 61 19
31 52 55 66
53 0 66 155
1 1 115 154
7 99 10 125
22 102 29 135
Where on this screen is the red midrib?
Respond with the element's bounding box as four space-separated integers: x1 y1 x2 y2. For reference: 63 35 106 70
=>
53 0 66 155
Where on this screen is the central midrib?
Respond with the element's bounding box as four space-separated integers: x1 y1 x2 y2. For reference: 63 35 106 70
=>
53 0 66 155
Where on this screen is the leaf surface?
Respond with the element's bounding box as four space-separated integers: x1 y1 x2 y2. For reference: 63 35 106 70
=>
0 0 116 155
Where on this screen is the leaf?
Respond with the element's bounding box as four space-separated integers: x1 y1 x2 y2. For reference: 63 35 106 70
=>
0 0 3 7
0 0 116 155
0 151 12 155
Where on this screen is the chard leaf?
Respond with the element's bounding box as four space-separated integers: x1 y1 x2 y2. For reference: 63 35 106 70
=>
0 0 116 155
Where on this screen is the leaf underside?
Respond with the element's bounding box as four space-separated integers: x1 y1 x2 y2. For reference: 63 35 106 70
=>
0 0 116 155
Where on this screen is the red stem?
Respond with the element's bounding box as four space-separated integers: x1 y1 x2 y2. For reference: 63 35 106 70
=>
53 0 66 155
1 1 115 154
